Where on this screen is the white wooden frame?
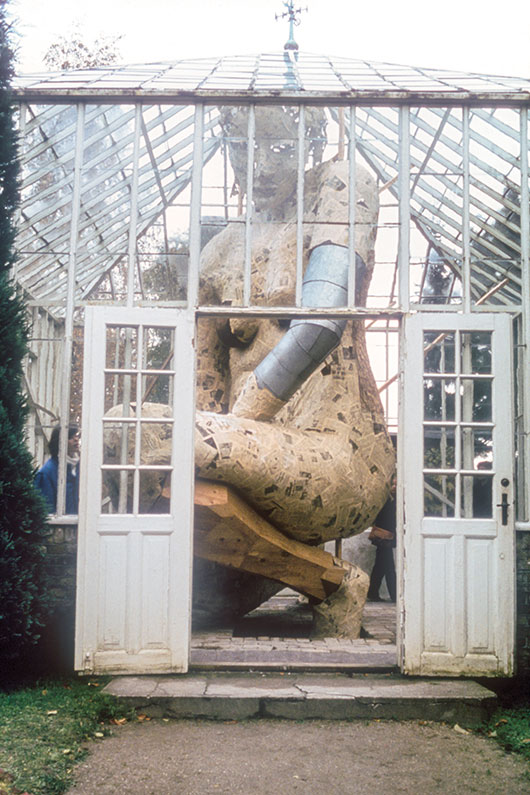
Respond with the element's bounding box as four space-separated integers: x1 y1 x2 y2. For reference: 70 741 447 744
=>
400 312 515 676
75 306 196 674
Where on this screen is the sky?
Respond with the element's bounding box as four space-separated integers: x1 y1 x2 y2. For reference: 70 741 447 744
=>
9 0 530 78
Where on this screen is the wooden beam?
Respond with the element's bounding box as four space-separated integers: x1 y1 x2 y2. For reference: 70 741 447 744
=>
194 479 346 602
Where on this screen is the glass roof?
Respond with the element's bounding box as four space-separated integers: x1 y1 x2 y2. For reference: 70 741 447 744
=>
13 54 530 313
14 51 530 100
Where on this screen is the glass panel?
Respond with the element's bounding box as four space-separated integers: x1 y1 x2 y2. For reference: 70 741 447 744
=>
139 470 171 514
141 374 173 407
424 427 455 469
138 248 189 302
424 331 455 373
424 474 455 517
143 327 175 370
460 332 492 374
104 373 137 414
140 423 173 465
461 474 493 519
469 108 522 309
102 421 136 466
461 379 492 422
102 469 134 514
424 378 456 421
105 325 138 369
461 427 493 470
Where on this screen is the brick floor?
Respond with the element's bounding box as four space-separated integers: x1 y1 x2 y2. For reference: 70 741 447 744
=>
190 592 397 670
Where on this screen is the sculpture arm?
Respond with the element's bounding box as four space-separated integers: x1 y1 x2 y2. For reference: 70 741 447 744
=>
232 243 366 420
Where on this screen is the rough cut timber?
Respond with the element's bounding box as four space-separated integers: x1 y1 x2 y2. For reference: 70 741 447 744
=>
194 479 347 602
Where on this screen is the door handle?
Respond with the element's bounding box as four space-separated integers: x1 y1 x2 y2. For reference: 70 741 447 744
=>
497 492 509 526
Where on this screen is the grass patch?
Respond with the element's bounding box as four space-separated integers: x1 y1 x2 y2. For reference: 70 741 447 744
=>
482 704 530 762
0 678 132 794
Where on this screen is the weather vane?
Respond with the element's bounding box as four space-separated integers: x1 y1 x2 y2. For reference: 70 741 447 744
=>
275 1 308 51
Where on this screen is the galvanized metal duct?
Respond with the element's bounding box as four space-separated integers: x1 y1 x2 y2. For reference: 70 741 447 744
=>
254 243 366 402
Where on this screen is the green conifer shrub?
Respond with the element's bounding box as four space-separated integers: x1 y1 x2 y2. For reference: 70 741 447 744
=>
0 2 50 668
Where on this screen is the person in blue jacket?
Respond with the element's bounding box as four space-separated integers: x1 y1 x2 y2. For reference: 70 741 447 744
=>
35 424 80 514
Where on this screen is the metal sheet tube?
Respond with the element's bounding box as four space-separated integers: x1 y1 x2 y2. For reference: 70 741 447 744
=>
254 243 365 401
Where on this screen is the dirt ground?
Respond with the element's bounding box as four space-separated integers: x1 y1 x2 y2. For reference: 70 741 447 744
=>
67 718 530 794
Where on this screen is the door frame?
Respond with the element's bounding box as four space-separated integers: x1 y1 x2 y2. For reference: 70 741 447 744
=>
398 311 515 676
75 306 196 674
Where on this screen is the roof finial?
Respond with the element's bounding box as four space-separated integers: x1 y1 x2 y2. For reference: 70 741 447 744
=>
275 1 307 51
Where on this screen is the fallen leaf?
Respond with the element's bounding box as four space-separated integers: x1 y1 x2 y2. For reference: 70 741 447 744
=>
110 718 128 725
41 689 47 695
495 718 508 726
88 681 100 687
453 724 469 735
521 738 530 744
62 749 72 755
137 714 151 722
488 730 497 737
94 731 104 738
47 710 58 716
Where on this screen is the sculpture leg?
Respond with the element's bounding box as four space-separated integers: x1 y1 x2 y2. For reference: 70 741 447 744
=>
194 479 369 638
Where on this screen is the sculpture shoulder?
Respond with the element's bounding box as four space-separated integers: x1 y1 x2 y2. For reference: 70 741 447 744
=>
199 222 245 304
304 159 378 252
306 158 377 198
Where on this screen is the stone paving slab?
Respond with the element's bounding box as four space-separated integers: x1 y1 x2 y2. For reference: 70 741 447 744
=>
104 672 497 726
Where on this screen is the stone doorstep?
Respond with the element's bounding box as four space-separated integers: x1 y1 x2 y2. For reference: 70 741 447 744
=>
188 648 397 673
189 633 398 672
103 673 497 727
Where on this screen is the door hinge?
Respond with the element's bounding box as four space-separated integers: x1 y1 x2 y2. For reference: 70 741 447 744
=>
83 651 94 674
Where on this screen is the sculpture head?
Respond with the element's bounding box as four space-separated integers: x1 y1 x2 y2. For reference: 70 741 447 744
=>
220 105 326 214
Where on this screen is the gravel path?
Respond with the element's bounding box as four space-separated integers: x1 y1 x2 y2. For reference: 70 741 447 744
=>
68 718 530 794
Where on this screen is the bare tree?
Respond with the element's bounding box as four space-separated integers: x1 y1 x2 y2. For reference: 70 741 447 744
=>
43 26 122 70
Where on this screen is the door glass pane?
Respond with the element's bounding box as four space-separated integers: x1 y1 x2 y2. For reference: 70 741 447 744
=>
104 373 137 414
105 325 138 369
461 427 493 470
424 474 455 517
461 379 492 422
102 469 134 514
461 331 492 374
141 373 173 406
424 378 456 421
143 326 175 369
424 427 455 469
462 474 493 518
103 421 136 465
140 422 172 465
139 470 171 514
424 331 455 373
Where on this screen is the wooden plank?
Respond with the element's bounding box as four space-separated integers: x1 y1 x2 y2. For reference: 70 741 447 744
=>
194 479 346 602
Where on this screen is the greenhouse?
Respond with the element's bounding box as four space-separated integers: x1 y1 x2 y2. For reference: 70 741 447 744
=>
13 48 530 676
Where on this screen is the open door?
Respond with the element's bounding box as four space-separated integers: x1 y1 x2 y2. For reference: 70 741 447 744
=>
75 307 195 674
401 313 515 676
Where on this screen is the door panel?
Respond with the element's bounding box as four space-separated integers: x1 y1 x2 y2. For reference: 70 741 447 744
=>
402 313 514 676
75 307 195 674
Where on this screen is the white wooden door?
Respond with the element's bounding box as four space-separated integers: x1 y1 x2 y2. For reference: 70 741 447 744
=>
75 307 196 674
401 313 515 676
